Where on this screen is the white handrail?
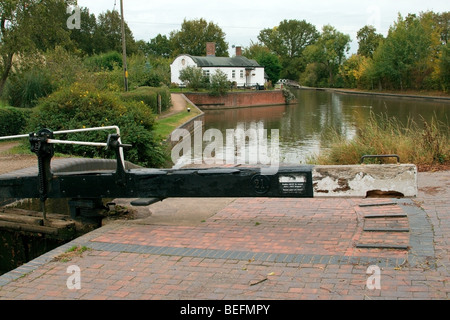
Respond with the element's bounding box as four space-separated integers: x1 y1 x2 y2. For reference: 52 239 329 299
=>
0 125 122 140
47 139 108 147
0 126 126 168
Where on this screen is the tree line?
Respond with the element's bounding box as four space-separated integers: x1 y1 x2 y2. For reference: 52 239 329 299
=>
245 12 449 92
143 12 450 92
1 0 449 97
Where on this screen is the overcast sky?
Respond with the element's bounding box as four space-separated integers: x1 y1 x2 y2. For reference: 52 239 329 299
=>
77 0 449 55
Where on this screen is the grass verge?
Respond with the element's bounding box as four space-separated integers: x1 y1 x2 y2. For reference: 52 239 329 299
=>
154 106 202 140
312 112 449 171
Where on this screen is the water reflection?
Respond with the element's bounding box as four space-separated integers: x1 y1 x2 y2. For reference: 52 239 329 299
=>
200 89 449 164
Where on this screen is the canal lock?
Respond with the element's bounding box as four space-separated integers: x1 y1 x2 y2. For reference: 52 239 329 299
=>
0 198 125 276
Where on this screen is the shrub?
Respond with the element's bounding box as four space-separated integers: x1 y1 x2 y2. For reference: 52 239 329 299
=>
84 51 123 71
0 106 29 136
28 83 168 168
120 86 171 114
179 66 205 91
3 68 54 109
44 46 85 90
144 64 171 87
208 70 229 96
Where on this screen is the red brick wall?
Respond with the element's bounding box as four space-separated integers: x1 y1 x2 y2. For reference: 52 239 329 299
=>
184 91 287 109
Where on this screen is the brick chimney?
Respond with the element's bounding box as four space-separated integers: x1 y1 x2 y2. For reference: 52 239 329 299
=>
206 42 216 57
236 46 242 56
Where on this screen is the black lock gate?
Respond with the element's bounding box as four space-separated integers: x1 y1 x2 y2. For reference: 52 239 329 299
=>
0 127 314 221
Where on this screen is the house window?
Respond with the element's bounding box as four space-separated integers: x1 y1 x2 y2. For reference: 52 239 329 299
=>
232 70 236 78
240 70 244 78
203 70 210 78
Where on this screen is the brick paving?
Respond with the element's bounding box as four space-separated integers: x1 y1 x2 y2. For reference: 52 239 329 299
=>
0 172 448 300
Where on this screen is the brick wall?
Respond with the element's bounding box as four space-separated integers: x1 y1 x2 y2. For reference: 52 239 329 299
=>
184 91 287 109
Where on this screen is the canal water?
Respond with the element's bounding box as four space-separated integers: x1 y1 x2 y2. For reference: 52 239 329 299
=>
196 89 449 165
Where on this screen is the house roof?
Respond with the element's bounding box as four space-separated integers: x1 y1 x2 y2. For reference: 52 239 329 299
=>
188 55 261 68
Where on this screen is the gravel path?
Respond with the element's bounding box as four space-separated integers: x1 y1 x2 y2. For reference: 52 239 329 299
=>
0 142 37 175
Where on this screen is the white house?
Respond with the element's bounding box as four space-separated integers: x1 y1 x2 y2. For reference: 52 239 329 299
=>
170 43 266 88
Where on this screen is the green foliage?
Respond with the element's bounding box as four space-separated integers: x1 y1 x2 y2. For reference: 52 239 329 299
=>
126 54 171 89
144 64 171 87
357 25 384 58
0 0 77 95
170 19 228 57
28 83 168 168
94 10 137 55
351 12 447 91
121 86 172 114
0 106 29 136
44 47 86 90
147 34 172 58
179 66 207 91
208 70 229 96
84 51 123 71
299 63 328 87
69 7 98 56
244 44 282 85
439 43 450 92
303 25 351 87
339 54 372 89
258 19 319 80
282 88 296 104
3 67 54 109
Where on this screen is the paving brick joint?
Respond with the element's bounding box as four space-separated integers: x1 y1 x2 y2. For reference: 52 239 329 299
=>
0 172 449 300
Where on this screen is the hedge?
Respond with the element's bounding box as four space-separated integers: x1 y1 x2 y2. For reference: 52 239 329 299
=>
0 106 29 137
84 51 123 72
120 86 171 115
28 83 168 168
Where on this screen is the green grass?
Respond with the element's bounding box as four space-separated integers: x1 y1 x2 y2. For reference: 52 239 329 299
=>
0 140 31 154
53 245 91 262
154 107 202 139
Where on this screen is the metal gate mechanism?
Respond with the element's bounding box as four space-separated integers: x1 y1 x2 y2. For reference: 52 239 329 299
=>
0 127 314 221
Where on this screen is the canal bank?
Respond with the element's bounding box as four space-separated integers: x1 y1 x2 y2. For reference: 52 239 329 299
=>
305 87 450 102
184 90 291 110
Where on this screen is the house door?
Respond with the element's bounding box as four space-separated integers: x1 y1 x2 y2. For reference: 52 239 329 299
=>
245 69 252 87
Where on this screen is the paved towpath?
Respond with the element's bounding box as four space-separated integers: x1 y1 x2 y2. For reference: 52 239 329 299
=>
156 93 189 120
0 168 448 301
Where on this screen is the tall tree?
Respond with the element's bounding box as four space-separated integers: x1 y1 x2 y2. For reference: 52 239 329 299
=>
303 25 350 86
148 34 171 58
258 19 319 80
0 0 75 95
371 13 440 90
433 11 449 45
94 10 136 55
69 7 97 56
170 18 228 57
258 19 318 58
357 25 383 58
243 41 281 84
440 43 450 91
